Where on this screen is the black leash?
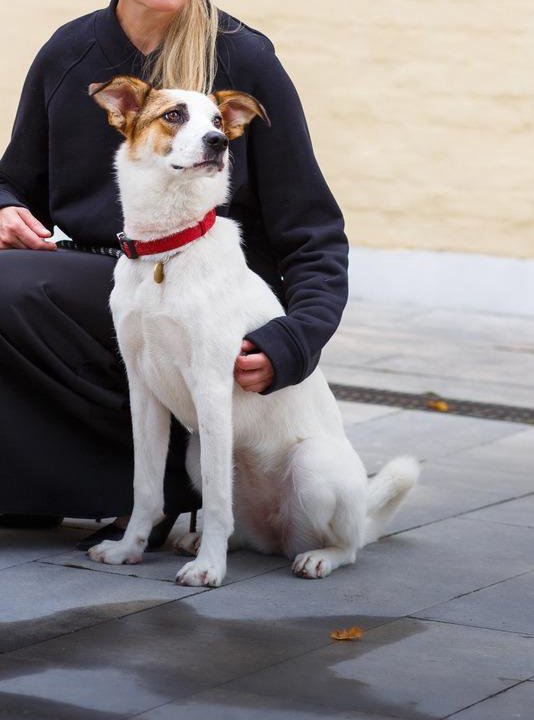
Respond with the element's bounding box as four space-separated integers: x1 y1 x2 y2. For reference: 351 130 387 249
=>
55 239 123 260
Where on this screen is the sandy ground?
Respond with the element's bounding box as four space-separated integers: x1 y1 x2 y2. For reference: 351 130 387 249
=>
1 1 533 258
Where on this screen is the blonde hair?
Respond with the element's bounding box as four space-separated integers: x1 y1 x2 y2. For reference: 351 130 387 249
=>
148 0 219 95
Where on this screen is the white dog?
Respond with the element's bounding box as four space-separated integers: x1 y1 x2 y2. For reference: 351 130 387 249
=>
87 76 419 587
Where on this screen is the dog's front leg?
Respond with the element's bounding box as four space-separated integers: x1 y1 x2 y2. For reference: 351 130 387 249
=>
176 379 233 587
89 370 170 565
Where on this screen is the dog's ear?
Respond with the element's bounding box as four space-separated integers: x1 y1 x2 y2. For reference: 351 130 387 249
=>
210 91 270 140
89 76 152 135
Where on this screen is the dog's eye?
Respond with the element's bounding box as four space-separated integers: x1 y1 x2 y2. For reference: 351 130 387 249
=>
163 109 185 124
213 116 223 129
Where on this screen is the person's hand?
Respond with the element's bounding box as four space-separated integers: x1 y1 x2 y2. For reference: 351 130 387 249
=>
234 339 274 393
0 206 55 250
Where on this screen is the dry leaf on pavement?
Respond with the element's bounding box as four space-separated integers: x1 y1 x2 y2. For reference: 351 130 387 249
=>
427 399 450 412
330 626 364 641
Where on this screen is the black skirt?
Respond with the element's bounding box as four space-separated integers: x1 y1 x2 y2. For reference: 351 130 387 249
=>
0 248 200 518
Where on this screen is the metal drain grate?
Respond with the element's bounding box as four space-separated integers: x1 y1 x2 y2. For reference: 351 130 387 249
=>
329 384 534 425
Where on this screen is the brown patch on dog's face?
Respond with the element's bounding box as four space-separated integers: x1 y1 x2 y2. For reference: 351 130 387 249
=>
90 78 192 158
128 93 190 158
210 90 270 140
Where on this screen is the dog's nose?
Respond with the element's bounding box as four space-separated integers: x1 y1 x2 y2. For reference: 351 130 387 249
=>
203 131 229 152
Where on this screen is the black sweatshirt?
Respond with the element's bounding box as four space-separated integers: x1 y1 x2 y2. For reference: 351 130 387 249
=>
0 1 348 393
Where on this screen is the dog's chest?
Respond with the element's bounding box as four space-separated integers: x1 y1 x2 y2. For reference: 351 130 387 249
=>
110 263 203 426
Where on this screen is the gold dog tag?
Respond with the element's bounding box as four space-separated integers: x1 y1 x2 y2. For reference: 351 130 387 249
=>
154 261 165 283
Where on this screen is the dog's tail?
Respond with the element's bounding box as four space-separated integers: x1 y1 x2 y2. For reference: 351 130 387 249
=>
363 456 420 545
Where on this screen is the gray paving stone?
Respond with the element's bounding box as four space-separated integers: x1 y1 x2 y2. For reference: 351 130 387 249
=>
0 655 170 718
7 606 330 699
0 608 106 656
337 400 400 426
364 346 534 391
0 562 200 652
338 301 424 330
121 582 383 652
445 427 534 476
345 410 519 474
131 688 405 720
125 516 534 638
321 331 397 368
0 689 124 719
0 698 119 720
0 526 87 570
462 494 534 529
387 461 534 535
337 303 534 347
402 308 534 347
46 548 289 585
222 618 534 719
325 322 534 388
323 303 534 407
447 680 534 719
415 571 534 635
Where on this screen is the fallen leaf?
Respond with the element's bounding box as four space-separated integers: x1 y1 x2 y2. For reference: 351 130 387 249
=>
330 626 364 641
427 399 449 412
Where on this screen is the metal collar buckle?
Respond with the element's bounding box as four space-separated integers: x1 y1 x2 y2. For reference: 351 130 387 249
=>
117 232 139 259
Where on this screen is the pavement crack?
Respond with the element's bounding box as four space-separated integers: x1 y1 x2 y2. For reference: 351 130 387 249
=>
409 569 534 618
407 615 534 639
384 489 534 537
443 678 532 718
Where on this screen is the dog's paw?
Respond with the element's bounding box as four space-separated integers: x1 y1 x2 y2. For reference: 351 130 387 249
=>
88 539 143 566
292 551 332 579
173 532 202 557
176 559 225 587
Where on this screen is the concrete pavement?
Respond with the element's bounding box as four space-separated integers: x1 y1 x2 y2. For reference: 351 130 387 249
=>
1 300 533 719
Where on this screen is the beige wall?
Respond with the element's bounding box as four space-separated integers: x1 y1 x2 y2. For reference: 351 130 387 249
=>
1 1 532 258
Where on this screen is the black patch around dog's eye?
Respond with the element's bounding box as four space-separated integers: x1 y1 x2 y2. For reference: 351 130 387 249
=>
162 105 188 124
213 115 223 129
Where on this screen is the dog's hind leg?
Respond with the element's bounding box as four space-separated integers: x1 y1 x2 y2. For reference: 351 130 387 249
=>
89 370 170 565
173 433 203 555
174 432 204 556
284 438 367 579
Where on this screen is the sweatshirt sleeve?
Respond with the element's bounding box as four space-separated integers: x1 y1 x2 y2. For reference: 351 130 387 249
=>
0 46 52 228
242 40 349 394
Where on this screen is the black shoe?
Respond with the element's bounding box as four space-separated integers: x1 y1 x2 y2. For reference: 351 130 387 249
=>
147 514 179 551
75 522 125 551
76 515 180 552
0 515 64 529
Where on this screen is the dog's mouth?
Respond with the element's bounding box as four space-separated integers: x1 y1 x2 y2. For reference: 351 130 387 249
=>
172 160 224 172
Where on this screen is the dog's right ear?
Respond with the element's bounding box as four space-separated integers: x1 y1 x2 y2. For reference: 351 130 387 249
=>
89 76 152 135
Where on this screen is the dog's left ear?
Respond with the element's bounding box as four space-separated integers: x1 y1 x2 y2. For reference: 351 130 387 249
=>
210 91 271 140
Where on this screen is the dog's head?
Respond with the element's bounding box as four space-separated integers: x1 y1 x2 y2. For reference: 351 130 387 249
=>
89 76 269 181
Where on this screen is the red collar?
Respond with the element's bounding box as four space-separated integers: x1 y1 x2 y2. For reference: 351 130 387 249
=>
117 209 217 259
